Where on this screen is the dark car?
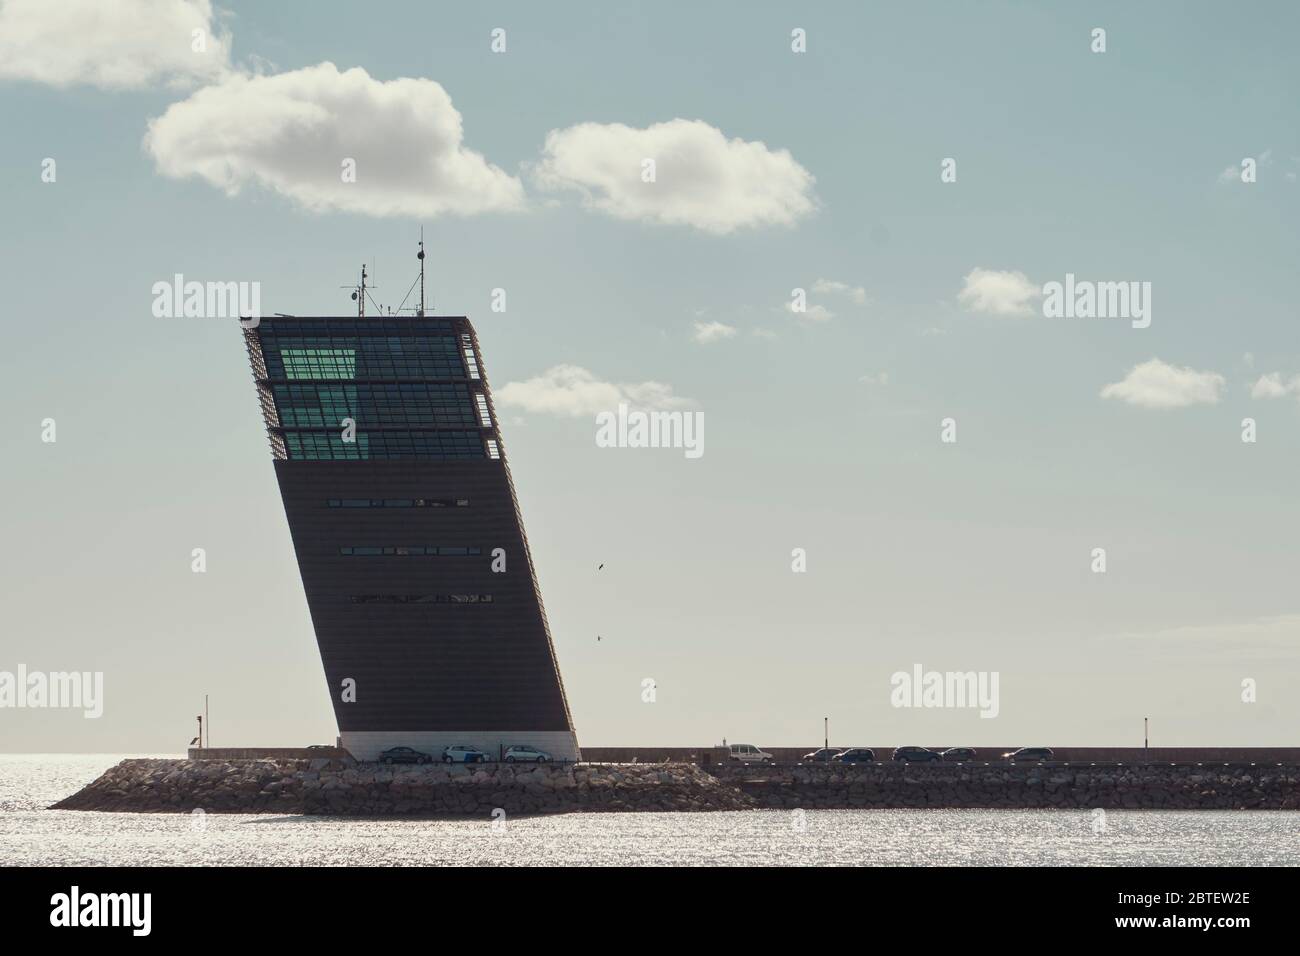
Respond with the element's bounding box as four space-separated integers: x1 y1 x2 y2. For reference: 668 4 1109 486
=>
378 746 431 765
892 746 941 763
800 748 842 764
1002 747 1054 763
940 747 977 762
832 748 876 764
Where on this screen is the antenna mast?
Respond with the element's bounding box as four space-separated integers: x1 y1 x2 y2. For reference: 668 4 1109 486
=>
417 229 426 317
358 264 367 318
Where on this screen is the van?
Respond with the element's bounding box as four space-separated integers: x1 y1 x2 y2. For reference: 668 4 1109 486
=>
728 743 774 765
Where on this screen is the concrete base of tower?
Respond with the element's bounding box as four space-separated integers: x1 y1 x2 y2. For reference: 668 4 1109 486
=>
341 730 581 763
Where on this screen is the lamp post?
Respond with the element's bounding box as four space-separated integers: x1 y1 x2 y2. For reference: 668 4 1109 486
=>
1144 717 1149 763
824 717 829 751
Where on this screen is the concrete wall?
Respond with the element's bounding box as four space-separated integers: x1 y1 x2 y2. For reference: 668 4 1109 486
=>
579 746 1300 765
341 730 580 762
189 744 1300 765
189 747 349 760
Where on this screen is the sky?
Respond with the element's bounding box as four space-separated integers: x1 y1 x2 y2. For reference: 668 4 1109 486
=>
1 0 1298 753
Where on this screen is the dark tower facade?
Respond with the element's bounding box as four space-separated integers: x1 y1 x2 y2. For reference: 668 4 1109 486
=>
242 315 579 761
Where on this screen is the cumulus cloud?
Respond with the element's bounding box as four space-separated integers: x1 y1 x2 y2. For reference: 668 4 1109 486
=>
497 365 695 417
785 301 835 322
958 268 1040 316
1250 372 1300 399
814 278 866 305
1220 149 1275 182
691 320 737 344
533 118 816 234
0 0 231 90
1100 614 1300 657
1100 358 1226 409
143 62 525 217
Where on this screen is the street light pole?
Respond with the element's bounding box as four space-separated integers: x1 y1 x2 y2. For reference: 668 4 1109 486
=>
1144 717 1149 763
824 717 828 751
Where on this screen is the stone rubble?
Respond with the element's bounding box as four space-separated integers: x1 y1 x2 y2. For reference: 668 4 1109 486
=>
49 758 755 815
49 759 1300 815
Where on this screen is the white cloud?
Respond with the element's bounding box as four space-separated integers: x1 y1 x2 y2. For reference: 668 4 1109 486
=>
814 278 867 305
533 118 816 234
785 301 835 322
1100 614 1300 656
497 365 695 417
859 372 890 386
691 320 737 344
144 62 525 217
0 0 231 90
957 267 1039 316
1250 372 1300 399
1220 149 1275 182
1100 358 1226 409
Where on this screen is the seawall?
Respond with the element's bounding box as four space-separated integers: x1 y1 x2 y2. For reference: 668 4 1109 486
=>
51 758 1300 814
714 763 1300 810
576 746 1300 766
50 758 753 815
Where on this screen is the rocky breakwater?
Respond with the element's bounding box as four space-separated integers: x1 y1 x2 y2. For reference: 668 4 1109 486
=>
714 762 1300 810
50 758 755 815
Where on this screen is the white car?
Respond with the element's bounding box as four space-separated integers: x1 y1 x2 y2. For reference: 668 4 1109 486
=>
442 745 490 764
728 743 774 765
504 745 552 763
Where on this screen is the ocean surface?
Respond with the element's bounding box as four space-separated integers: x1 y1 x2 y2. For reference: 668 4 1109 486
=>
3 754 1298 866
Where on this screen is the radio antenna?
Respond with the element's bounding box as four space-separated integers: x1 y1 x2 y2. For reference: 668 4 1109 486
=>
340 264 369 317
418 229 426 316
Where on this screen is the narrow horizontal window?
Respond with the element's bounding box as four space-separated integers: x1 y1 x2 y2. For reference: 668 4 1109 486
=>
339 546 481 556
327 498 469 508
349 594 494 604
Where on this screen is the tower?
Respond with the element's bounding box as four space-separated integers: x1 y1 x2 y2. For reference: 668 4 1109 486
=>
242 311 579 762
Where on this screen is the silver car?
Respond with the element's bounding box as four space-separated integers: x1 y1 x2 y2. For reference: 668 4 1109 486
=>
504 745 552 763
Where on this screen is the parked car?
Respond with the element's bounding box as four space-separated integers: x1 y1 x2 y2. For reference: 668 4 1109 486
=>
892 746 941 763
940 747 977 762
442 744 490 764
1002 747 1054 763
504 745 551 763
832 748 876 764
728 743 774 765
799 748 842 764
379 746 431 765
